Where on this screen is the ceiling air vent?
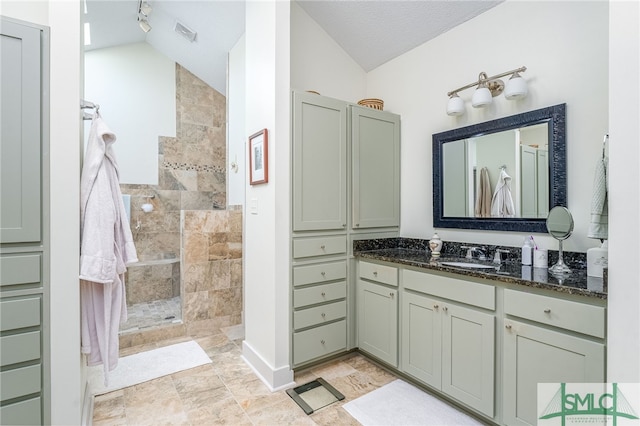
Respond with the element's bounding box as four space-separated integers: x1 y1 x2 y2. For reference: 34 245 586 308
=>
174 21 197 42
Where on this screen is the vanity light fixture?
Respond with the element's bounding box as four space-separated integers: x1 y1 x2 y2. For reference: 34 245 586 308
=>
446 66 527 116
137 0 152 33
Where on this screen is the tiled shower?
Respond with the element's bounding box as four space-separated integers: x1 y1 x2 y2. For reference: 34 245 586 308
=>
119 64 242 347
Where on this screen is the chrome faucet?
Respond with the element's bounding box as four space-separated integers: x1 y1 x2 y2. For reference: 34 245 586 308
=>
461 246 487 261
493 249 510 264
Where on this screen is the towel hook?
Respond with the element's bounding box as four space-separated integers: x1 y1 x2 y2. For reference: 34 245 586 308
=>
602 134 609 159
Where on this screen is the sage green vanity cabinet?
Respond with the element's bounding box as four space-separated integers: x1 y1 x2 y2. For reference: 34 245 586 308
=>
502 289 606 426
401 269 495 418
355 256 607 426
1 17 49 426
357 261 398 367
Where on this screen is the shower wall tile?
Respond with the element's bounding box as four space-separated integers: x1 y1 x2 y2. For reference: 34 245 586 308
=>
119 64 239 347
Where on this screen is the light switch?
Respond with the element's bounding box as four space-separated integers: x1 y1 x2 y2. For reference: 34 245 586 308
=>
250 197 258 215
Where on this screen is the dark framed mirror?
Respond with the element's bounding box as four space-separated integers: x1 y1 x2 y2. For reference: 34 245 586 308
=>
433 103 566 233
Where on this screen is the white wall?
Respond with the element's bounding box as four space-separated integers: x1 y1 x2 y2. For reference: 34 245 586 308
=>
290 2 366 103
241 0 293 390
607 0 640 383
227 34 246 206
2 1 84 424
84 43 176 185
366 1 609 254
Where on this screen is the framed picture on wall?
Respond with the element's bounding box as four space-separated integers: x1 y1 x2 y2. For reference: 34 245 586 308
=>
249 129 268 185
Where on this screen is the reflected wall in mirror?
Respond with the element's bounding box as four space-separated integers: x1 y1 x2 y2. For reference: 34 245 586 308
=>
433 104 566 233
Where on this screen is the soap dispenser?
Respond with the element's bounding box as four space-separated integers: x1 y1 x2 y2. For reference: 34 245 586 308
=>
521 237 533 265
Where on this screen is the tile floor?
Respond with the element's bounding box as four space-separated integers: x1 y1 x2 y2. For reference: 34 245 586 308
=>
119 297 182 333
92 326 398 425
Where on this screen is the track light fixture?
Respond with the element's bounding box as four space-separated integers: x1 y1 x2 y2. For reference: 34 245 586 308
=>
446 66 528 116
137 0 152 33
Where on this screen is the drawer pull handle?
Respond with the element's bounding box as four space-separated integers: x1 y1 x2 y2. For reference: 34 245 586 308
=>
321 339 326 345
544 308 551 314
321 292 326 297
433 304 439 309
320 245 326 250
505 324 512 330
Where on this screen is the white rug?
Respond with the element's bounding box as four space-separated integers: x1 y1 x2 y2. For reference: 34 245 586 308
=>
88 340 212 395
343 379 483 426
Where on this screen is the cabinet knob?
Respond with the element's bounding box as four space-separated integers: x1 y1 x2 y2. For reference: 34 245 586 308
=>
321 271 326 277
443 306 448 312
390 292 394 298
321 313 326 318
373 271 378 277
320 245 326 250
355 223 360 227
321 292 326 297
544 308 551 314
505 324 512 330
320 339 326 345
342 224 346 228
433 304 439 309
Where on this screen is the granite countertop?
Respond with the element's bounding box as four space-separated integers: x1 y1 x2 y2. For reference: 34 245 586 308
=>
354 244 607 300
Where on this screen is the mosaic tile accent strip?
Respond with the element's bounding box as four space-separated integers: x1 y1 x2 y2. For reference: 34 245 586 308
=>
162 161 226 173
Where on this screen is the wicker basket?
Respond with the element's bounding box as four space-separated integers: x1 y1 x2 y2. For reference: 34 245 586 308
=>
357 98 384 110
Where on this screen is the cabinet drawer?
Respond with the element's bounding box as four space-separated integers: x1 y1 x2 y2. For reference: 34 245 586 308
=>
0 254 41 288
504 289 605 338
0 396 41 425
0 296 41 332
294 300 346 330
293 261 347 287
359 261 398 287
293 320 346 365
0 331 41 367
403 269 495 310
0 364 41 401
293 236 346 259
293 282 346 308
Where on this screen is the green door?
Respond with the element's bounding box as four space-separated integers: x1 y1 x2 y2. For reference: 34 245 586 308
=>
351 106 400 229
292 92 347 231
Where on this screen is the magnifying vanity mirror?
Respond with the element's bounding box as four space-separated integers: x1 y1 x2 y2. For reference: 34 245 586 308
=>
546 206 574 274
433 104 566 233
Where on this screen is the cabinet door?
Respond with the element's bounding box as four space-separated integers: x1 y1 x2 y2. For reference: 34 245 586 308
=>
1 19 42 243
401 292 441 389
358 280 398 367
351 106 400 229
292 92 347 231
441 303 495 418
503 319 605 426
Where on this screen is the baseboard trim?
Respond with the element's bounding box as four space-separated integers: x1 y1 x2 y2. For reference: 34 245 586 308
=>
242 340 294 392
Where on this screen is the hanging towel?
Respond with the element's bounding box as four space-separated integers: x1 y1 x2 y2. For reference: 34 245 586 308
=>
491 169 515 218
587 155 608 239
475 167 492 217
80 113 138 386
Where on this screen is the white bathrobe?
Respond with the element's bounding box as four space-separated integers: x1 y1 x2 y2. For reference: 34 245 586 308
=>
491 169 515 218
80 114 137 384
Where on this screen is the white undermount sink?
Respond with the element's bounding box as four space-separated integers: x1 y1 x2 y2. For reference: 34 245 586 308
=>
440 261 497 269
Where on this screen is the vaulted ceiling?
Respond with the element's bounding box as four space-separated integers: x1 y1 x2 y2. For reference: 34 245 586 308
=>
84 0 502 95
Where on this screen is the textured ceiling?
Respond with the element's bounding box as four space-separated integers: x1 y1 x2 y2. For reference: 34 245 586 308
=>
84 0 502 94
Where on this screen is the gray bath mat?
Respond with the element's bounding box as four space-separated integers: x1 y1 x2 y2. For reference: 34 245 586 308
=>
286 377 345 414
